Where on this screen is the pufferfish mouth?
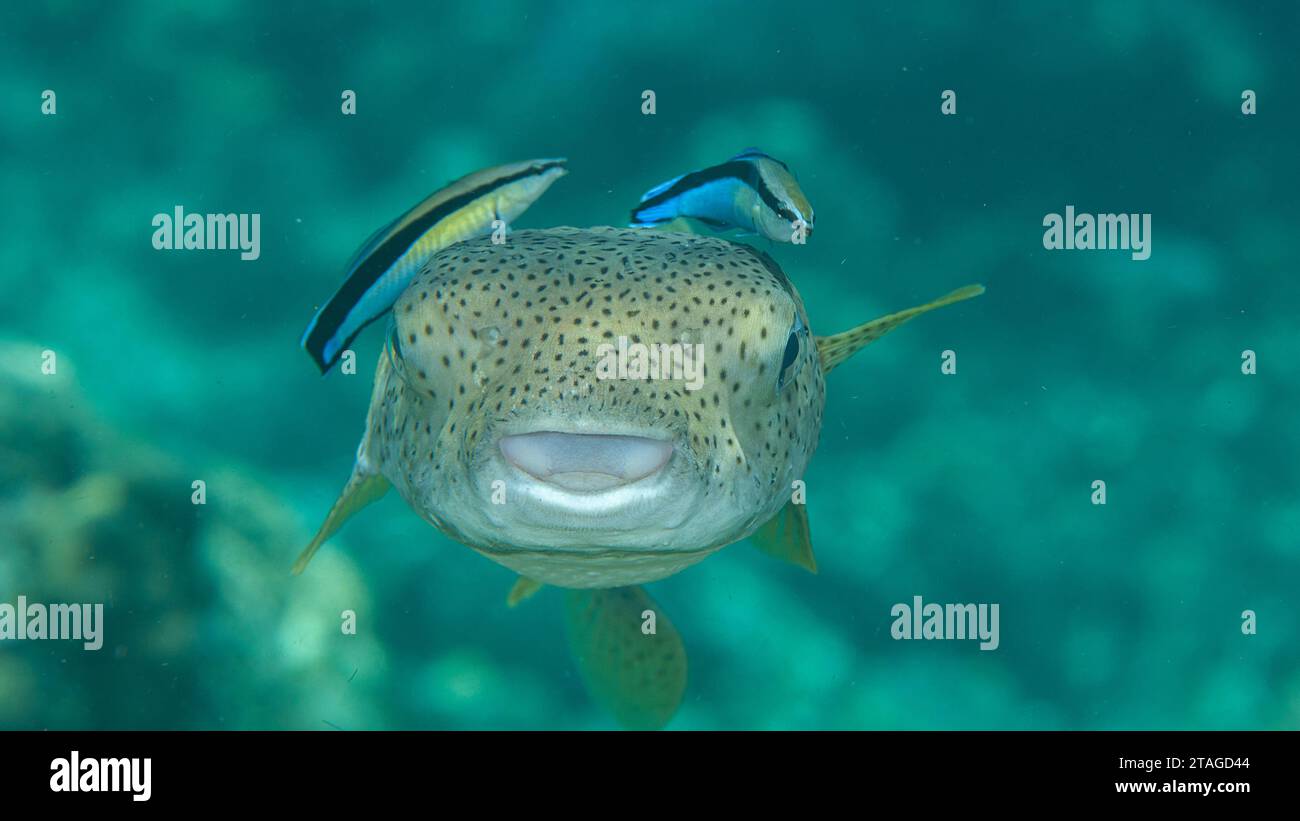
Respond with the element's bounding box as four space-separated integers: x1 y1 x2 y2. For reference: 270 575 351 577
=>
498 431 674 493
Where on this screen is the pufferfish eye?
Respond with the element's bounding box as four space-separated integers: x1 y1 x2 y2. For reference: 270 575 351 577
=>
776 312 808 392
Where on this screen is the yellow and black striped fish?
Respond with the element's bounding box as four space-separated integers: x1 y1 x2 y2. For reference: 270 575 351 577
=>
302 158 567 373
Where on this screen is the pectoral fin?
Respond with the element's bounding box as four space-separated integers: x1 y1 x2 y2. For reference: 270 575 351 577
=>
750 501 817 573
816 284 984 374
292 471 390 575
564 586 687 730
507 576 544 607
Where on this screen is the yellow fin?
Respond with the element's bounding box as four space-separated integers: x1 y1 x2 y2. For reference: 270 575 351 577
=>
750 501 817 573
292 471 390 575
507 577 543 607
564 586 687 730
816 284 984 374
660 217 698 234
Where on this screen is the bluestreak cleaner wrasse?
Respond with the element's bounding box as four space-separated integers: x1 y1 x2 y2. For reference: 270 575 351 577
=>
293 226 982 729
629 148 814 242
300 158 567 373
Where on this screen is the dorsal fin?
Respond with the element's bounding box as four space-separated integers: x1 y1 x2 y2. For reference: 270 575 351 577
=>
750 501 816 573
564 586 687 730
635 172 687 204
816 284 984 374
728 147 788 169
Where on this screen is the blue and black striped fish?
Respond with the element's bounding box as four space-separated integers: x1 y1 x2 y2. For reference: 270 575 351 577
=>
302 158 567 373
630 149 814 242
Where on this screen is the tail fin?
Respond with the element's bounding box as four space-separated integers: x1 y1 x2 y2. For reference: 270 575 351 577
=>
564 586 687 730
630 173 687 226
629 200 682 226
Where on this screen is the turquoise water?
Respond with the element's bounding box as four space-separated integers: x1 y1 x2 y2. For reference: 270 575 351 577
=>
1 0 1297 729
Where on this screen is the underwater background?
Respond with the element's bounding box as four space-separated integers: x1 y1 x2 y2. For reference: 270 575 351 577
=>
1 0 1297 729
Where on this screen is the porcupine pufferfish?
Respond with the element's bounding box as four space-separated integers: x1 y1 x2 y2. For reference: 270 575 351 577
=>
295 226 983 729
